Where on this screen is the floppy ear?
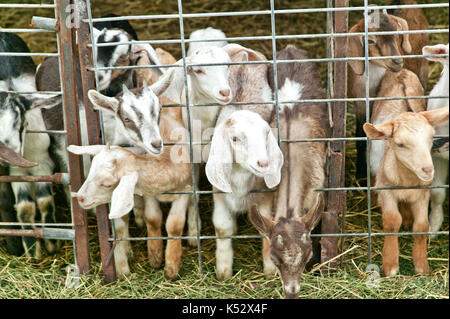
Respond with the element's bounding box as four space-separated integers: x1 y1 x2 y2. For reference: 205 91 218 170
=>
109 171 138 219
248 204 274 237
264 129 284 189
299 193 324 231
223 43 266 62
363 122 394 139
88 90 119 114
205 123 233 193
391 16 412 54
420 107 449 127
0 141 37 167
149 65 175 97
347 25 365 75
67 144 105 156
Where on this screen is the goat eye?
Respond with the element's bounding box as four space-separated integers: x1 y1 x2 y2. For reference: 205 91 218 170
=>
368 39 376 45
232 136 240 143
101 184 113 188
396 142 405 148
124 117 131 123
194 69 205 75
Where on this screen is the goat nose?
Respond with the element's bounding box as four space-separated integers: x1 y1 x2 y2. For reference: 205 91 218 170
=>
422 166 433 175
151 140 162 150
392 58 403 65
257 160 269 168
219 89 230 98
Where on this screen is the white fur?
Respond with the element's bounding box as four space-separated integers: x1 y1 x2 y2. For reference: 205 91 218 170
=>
423 43 449 237
278 78 304 112
187 27 228 56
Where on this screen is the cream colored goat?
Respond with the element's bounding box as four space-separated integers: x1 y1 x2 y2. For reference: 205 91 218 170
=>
369 68 426 177
68 95 192 279
364 107 449 276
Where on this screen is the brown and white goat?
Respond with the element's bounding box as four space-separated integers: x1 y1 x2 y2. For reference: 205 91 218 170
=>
348 11 414 179
68 96 192 279
249 46 329 298
363 107 449 276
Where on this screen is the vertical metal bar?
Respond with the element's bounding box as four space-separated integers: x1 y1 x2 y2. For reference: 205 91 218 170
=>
55 0 90 274
269 0 281 146
322 0 348 268
363 0 373 265
176 0 203 277
76 0 117 283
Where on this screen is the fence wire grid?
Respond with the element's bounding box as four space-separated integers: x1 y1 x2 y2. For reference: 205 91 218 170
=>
0 0 448 283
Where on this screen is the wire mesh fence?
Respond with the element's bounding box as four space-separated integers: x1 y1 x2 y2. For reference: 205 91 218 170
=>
0 0 448 288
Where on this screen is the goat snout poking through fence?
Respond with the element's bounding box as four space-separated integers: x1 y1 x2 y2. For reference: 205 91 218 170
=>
250 194 324 299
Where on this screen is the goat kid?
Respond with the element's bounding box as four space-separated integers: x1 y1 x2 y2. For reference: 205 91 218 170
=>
363 107 449 276
348 12 413 179
69 122 191 279
250 45 329 299
369 68 426 177
422 43 449 237
187 27 228 57
206 110 284 280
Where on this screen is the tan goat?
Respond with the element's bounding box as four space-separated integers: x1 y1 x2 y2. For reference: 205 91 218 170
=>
363 107 449 276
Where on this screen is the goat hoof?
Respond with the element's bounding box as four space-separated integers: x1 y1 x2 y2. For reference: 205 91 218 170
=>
164 264 181 280
216 267 232 281
383 266 399 277
414 263 430 276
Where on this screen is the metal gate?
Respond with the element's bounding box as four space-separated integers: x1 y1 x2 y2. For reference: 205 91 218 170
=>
0 0 448 285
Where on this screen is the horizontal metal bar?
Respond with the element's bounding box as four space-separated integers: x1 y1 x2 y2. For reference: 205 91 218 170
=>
0 222 73 227
30 16 56 32
0 52 59 57
26 130 67 135
316 185 449 192
89 29 448 49
91 53 448 72
0 228 74 240
0 4 55 9
0 173 70 185
83 3 448 24
1 91 62 95
109 230 449 242
0 28 55 33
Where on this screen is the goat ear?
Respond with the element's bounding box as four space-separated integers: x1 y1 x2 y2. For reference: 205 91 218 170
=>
67 144 105 156
205 123 233 193
88 90 119 114
0 141 37 167
264 129 284 189
131 42 163 76
347 28 365 75
109 171 138 219
420 107 449 127
149 65 175 97
223 43 265 62
248 204 274 237
391 16 412 54
422 44 449 63
363 122 394 139
299 193 324 231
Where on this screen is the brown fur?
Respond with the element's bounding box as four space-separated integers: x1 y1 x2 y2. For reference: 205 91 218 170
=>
135 48 177 87
388 0 429 88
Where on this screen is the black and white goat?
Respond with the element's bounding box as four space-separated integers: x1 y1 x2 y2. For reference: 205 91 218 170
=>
0 32 61 258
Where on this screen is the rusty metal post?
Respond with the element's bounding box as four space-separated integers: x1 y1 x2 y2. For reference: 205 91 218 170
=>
55 0 91 275
321 0 348 268
75 0 117 283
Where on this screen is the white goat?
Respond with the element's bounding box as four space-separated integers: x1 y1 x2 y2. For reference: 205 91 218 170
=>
422 43 449 236
206 110 284 280
187 27 228 56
